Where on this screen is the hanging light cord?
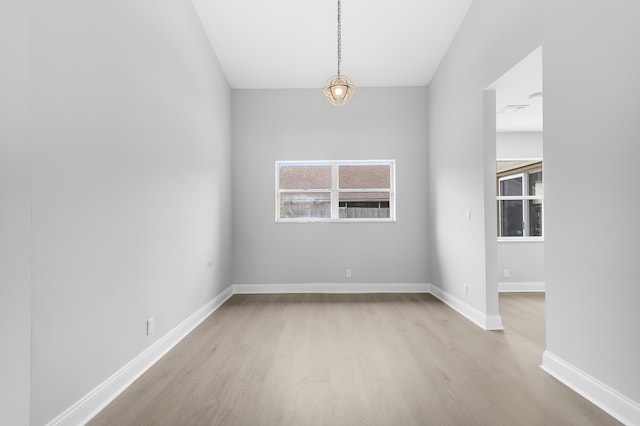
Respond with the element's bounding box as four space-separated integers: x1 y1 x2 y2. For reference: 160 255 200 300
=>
337 0 342 76
323 0 353 106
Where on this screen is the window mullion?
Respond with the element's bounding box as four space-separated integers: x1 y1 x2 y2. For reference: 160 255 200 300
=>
522 173 529 236
331 162 339 219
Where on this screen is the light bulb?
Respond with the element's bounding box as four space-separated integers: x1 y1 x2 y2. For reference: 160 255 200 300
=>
324 75 354 106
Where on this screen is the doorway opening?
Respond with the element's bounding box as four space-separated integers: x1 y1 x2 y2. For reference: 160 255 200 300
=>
486 46 544 339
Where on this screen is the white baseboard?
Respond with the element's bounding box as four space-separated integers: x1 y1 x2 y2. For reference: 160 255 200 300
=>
47 285 234 426
542 351 640 425
429 284 504 330
499 281 545 292
47 281 531 425
233 282 431 294
51 283 640 426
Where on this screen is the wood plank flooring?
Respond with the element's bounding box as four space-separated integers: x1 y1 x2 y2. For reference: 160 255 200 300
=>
90 293 619 425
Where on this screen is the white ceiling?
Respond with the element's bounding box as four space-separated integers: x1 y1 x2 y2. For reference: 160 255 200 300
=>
191 0 473 89
489 47 543 132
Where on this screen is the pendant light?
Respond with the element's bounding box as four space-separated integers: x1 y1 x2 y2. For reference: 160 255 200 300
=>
324 0 354 106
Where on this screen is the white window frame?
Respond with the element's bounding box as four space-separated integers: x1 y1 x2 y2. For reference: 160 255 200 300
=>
275 160 396 223
497 159 543 242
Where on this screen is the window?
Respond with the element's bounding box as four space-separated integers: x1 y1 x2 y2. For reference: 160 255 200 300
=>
497 160 543 239
276 160 395 222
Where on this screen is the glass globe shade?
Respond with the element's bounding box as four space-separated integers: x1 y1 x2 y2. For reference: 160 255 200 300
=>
324 75 355 107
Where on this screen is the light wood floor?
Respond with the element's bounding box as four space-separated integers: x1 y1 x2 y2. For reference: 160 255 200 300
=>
90 293 618 425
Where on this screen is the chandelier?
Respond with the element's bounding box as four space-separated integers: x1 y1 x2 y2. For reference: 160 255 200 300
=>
323 0 354 106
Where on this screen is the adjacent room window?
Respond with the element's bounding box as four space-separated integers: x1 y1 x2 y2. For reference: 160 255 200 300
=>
497 160 543 239
276 160 395 222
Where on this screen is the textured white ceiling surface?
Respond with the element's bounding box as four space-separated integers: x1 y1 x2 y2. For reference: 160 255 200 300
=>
191 0 473 88
489 47 543 132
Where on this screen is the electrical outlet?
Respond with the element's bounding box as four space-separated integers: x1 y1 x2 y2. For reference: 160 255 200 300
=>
503 269 510 278
464 283 468 295
147 318 154 336
346 268 352 278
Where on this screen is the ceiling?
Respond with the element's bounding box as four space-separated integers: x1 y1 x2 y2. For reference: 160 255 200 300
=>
190 1 541 133
488 47 543 132
191 0 473 89
496 160 541 174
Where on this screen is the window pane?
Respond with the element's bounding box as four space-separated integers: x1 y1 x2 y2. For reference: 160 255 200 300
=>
500 176 522 196
339 164 390 189
528 171 543 196
280 192 331 219
339 192 390 218
499 200 523 236
528 199 543 236
339 192 389 201
279 165 331 189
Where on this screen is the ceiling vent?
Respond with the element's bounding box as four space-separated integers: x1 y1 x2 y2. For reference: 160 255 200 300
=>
500 104 530 114
529 92 543 101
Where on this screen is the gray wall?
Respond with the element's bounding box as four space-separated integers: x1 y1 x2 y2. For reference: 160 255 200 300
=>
497 242 544 284
496 131 542 159
232 88 429 285
429 0 639 406
0 1 31 424
428 2 545 317
543 1 640 403
497 131 544 286
29 0 232 423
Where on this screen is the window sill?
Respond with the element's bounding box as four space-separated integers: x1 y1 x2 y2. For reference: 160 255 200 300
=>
498 237 544 243
276 218 396 224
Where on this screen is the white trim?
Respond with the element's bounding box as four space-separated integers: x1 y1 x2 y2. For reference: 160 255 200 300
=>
45 282 428 425
496 157 543 162
50 283 640 426
276 218 396 224
496 195 543 201
331 162 339 219
275 159 396 223
233 282 431 294
542 351 640 426
498 281 545 292
429 284 504 331
497 236 544 242
47 285 234 426
497 163 544 239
